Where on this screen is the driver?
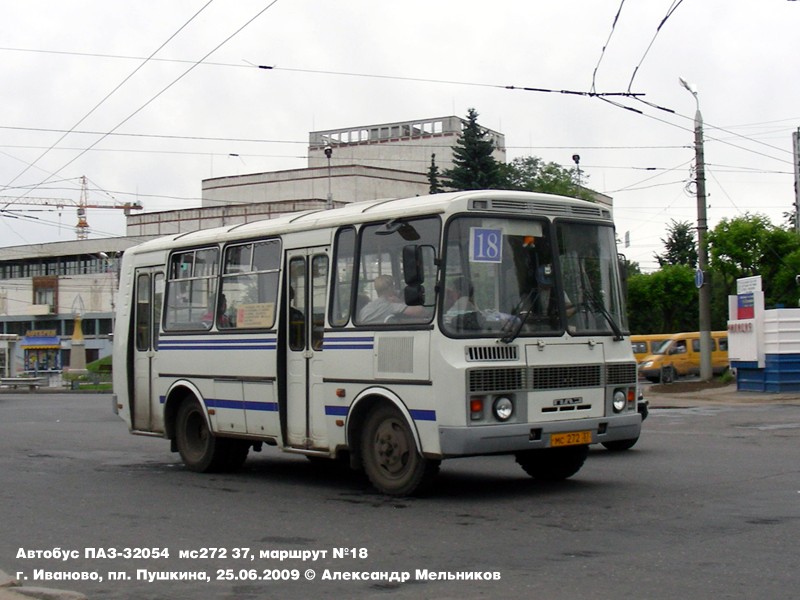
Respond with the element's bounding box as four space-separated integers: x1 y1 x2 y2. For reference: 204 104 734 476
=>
358 275 427 324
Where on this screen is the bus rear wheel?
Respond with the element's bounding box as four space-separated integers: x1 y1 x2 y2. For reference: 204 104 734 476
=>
515 445 589 481
360 404 439 496
175 400 248 472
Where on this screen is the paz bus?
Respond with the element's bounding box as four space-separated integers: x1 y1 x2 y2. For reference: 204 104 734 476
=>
112 190 641 495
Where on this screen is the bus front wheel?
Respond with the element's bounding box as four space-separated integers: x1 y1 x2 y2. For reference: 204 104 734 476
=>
602 436 640 451
360 404 439 496
515 445 589 481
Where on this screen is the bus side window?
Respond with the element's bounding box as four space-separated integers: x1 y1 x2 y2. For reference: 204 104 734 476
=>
312 254 328 349
220 239 280 330
289 259 306 351
164 248 219 331
330 227 356 327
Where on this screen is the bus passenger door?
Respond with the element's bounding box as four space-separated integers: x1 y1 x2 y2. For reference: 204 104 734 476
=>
285 248 329 449
132 269 163 432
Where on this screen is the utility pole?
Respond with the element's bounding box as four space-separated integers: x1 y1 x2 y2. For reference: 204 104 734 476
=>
793 128 800 234
680 77 713 381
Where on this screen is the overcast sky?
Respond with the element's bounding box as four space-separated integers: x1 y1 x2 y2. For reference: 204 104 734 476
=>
1 1 798 271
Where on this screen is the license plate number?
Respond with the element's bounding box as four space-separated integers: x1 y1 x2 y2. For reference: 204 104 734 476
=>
550 430 592 447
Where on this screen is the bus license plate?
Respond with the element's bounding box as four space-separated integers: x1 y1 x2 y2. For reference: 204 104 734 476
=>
550 431 592 447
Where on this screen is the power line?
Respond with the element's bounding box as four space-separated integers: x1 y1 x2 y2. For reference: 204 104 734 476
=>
0 44 646 99
2 1 216 198
591 0 627 94
626 0 687 92
13 0 282 205
0 124 306 145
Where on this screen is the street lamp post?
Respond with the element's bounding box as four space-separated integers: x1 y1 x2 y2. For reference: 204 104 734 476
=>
680 77 713 381
324 145 333 209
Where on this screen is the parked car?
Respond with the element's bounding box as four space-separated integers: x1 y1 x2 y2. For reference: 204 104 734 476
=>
638 331 728 383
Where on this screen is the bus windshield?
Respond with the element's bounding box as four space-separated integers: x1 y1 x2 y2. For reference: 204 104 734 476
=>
441 216 628 339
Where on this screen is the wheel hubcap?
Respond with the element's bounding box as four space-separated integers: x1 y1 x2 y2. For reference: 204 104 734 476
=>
375 420 410 476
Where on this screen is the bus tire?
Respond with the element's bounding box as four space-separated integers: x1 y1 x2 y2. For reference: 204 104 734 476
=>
515 445 589 481
602 436 640 451
661 366 675 384
175 399 227 472
360 404 440 496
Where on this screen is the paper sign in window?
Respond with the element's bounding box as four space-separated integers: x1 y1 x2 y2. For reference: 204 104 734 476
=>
236 303 275 328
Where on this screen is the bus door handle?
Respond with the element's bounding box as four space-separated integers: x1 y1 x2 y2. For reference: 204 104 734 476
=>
303 350 314 359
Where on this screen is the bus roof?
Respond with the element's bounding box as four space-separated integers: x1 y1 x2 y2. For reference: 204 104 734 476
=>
126 190 611 254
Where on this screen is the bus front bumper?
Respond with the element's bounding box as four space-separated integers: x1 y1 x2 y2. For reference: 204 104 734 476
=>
438 413 642 457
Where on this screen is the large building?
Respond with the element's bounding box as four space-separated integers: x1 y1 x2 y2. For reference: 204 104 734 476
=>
0 237 137 377
127 116 507 237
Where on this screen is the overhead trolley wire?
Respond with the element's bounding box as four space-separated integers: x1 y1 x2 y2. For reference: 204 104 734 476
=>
12 0 283 207
2 0 217 198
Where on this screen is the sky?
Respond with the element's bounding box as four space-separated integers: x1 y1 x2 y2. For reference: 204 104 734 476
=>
1 1 798 272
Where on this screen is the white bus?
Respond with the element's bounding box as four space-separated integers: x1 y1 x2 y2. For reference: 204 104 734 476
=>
113 190 641 495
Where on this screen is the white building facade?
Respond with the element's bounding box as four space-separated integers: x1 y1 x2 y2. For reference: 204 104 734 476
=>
128 116 507 236
0 237 139 376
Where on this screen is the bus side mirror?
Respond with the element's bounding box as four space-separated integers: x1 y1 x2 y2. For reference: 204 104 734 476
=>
404 284 425 306
403 245 435 306
403 245 424 286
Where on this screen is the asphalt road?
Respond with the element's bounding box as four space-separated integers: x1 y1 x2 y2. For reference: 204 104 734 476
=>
1 392 798 599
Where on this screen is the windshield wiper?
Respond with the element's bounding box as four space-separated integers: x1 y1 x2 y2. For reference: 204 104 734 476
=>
583 291 624 341
500 289 539 344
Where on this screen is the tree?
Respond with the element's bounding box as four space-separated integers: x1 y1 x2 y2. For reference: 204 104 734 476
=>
626 265 697 333
655 220 697 268
708 213 800 308
442 108 503 190
427 153 444 194
498 156 592 200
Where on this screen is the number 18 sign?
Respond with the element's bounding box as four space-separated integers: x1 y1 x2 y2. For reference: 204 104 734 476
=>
470 227 503 263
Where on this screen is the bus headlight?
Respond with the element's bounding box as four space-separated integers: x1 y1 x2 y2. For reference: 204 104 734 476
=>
493 396 514 421
612 389 627 413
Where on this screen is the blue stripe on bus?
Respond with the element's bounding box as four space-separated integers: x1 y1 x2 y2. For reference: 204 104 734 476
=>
244 401 279 412
322 336 374 350
409 409 436 421
158 338 276 351
325 406 436 422
157 396 430 421
325 405 349 416
206 399 279 412
158 337 372 351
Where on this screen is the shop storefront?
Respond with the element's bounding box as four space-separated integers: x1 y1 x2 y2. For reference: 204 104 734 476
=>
20 329 62 373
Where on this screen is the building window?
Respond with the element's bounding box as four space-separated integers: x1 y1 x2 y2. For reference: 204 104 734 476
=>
32 276 58 312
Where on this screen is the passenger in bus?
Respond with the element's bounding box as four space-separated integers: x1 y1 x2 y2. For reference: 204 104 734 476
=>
358 275 427 323
444 276 485 331
289 286 304 348
444 276 478 313
536 265 576 320
202 294 231 328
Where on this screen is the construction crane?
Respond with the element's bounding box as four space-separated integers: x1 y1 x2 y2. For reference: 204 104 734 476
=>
0 175 142 239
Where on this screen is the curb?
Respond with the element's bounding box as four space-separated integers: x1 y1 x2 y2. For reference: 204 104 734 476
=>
644 383 800 409
0 572 86 600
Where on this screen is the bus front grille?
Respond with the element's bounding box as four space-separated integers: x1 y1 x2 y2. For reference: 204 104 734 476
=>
531 365 602 390
468 368 527 393
606 362 638 385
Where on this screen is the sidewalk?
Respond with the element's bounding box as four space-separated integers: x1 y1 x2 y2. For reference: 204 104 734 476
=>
0 570 86 600
645 382 800 409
